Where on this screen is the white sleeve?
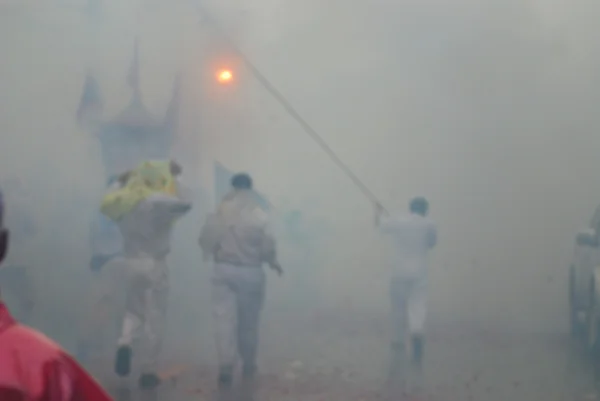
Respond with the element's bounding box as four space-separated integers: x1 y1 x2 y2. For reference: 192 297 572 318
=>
260 219 277 265
175 177 194 204
145 193 192 222
199 213 225 257
427 223 438 248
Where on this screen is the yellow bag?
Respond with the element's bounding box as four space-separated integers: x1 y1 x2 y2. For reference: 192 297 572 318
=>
100 160 176 221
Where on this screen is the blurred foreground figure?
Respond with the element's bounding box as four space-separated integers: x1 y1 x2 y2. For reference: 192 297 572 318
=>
100 160 191 389
0 188 113 401
0 179 36 323
375 197 437 395
76 176 124 363
199 173 282 388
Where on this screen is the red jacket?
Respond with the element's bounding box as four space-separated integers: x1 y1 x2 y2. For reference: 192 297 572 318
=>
0 302 113 401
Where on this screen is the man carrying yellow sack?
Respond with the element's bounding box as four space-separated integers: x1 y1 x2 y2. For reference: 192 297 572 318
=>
100 160 191 390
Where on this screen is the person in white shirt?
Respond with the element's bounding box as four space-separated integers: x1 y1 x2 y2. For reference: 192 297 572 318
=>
110 161 192 390
375 197 437 393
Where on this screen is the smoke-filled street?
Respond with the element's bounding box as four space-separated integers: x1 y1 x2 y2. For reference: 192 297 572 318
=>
3 0 600 400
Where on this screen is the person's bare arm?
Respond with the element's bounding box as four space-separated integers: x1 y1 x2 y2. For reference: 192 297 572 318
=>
374 202 396 233
146 193 192 221
117 171 131 186
260 222 282 276
198 213 224 261
427 227 437 249
263 236 282 275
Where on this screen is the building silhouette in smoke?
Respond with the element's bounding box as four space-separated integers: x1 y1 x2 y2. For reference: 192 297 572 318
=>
76 37 181 180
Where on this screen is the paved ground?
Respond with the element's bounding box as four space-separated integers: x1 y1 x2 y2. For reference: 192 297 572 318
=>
87 311 599 401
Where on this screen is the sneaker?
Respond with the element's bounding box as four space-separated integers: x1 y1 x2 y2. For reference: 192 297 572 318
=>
409 336 425 397
388 342 408 394
411 335 424 367
218 366 234 389
139 373 161 390
114 345 132 377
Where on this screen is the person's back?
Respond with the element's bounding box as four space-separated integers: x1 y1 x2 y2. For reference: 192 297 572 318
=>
119 192 190 259
211 190 273 267
379 212 436 278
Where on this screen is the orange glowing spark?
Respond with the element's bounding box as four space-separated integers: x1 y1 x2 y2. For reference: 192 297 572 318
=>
217 69 233 83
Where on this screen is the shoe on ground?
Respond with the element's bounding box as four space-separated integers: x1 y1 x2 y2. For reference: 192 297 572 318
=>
114 345 132 377
218 366 234 389
139 373 161 390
